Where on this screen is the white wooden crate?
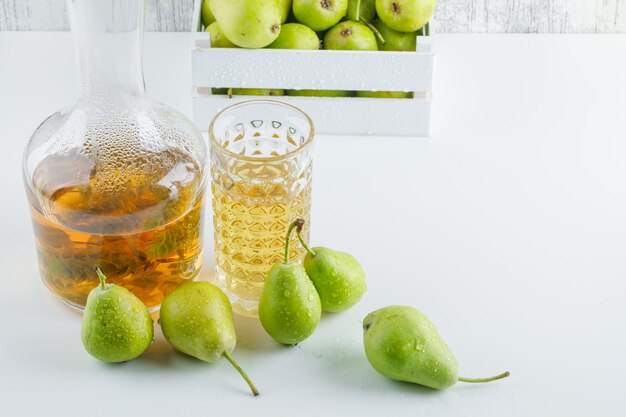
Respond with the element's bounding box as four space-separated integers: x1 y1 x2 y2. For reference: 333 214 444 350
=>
190 0 434 136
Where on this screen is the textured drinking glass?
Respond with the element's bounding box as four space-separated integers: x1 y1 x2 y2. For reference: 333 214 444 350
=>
210 100 314 316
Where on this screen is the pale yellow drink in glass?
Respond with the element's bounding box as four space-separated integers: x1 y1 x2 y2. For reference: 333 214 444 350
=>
209 100 314 316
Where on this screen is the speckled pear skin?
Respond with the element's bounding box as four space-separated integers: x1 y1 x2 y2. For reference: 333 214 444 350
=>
372 19 418 51
259 262 321 345
159 282 235 363
278 0 293 23
324 21 379 50
204 22 238 48
375 0 435 33
201 0 216 26
363 306 459 389
267 23 320 50
293 0 349 32
347 0 376 22
304 247 366 312
209 0 281 48
81 283 153 363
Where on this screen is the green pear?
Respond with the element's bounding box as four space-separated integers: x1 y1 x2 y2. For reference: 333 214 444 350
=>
268 23 320 49
372 19 417 51
293 0 349 31
231 88 285 96
278 0 293 23
294 225 366 312
209 0 281 48
81 268 153 363
357 91 413 98
205 22 238 48
201 0 216 27
259 219 321 345
363 306 510 389
375 0 435 33
287 89 354 97
346 0 376 22
324 21 378 50
160 281 259 396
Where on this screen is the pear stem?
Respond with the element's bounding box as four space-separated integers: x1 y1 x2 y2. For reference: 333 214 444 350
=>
458 371 510 383
294 220 316 258
356 0 361 21
284 219 305 263
95 267 106 289
361 18 385 45
223 352 259 396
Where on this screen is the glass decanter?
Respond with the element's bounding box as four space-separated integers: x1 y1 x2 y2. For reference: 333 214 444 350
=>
22 0 207 311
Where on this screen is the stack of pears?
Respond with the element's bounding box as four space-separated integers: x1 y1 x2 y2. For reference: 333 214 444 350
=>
363 306 509 389
201 0 436 98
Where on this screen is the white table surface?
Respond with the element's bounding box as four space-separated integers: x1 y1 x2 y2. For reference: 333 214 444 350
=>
1 32 625 416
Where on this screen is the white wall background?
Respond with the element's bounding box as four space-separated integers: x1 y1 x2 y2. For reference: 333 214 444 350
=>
1 0 625 32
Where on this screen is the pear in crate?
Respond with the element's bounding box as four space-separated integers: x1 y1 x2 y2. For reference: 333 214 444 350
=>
357 91 413 98
324 21 378 50
346 0 376 21
375 0 435 33
304 247 366 310
210 0 281 48
231 88 285 96
363 306 510 389
293 0 349 32
81 268 153 363
205 22 237 48
278 0 293 23
268 23 320 49
201 0 216 26
287 89 354 97
372 19 417 51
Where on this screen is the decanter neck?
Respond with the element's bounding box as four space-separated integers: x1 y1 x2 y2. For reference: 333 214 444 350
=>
68 0 146 98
